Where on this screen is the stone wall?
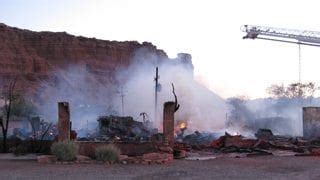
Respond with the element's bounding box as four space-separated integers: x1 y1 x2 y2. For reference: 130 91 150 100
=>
75 141 161 157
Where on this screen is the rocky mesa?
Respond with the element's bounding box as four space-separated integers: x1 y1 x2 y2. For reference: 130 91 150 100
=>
0 23 192 90
0 23 226 130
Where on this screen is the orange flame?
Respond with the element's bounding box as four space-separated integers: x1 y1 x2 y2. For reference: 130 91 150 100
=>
179 122 187 129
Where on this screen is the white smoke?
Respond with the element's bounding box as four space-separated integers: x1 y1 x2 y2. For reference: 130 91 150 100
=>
35 49 228 136
116 51 227 132
226 97 316 137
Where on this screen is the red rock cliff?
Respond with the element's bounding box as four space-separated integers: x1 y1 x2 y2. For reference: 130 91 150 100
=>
0 23 192 93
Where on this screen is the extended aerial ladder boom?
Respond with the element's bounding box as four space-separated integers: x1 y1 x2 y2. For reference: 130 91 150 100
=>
242 25 320 47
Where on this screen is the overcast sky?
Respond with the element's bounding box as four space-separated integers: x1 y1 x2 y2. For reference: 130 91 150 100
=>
1 0 320 99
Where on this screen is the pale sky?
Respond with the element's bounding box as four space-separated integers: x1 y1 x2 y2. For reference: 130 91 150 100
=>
1 0 320 99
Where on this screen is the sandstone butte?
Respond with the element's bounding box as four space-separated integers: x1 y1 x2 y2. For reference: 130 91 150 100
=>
0 23 193 98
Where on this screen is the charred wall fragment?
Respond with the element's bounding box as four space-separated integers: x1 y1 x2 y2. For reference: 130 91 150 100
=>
303 107 320 139
163 102 176 147
58 102 70 141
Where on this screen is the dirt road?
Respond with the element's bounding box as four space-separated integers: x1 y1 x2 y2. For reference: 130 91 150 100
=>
1 156 320 179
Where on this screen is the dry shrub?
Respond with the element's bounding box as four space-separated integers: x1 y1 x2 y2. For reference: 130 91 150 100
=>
95 144 121 163
51 141 78 161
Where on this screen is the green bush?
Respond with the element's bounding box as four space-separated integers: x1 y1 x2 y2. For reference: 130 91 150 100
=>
95 144 121 163
51 141 78 161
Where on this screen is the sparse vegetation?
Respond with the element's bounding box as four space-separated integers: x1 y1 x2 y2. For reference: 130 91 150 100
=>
95 144 121 163
267 82 318 99
0 77 17 153
10 144 28 156
0 77 39 153
51 141 78 161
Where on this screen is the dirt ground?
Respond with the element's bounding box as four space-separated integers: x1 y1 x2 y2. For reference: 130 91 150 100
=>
1 156 320 180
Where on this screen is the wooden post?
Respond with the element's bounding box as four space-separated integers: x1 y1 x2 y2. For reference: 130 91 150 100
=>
163 101 175 147
154 67 159 122
58 102 70 141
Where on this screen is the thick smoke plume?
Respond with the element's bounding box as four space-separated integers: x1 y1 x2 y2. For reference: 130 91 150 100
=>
36 49 227 136
226 95 320 137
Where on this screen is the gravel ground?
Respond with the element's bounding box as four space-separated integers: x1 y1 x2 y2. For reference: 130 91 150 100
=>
1 156 320 180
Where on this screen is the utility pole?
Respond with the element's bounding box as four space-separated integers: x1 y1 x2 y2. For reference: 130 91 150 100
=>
154 67 160 122
298 42 303 98
118 86 126 116
86 120 89 138
298 42 302 85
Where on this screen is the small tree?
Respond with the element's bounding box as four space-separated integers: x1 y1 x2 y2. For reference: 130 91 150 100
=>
0 77 17 152
10 94 37 118
266 84 286 98
267 82 318 99
266 82 319 116
29 118 53 153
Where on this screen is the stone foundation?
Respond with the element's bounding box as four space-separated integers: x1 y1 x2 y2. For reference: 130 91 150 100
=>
75 141 162 157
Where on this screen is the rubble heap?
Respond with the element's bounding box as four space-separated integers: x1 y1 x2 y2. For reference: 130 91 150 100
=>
97 116 152 142
209 130 320 156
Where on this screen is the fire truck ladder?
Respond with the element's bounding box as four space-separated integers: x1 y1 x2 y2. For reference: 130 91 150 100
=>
242 25 320 84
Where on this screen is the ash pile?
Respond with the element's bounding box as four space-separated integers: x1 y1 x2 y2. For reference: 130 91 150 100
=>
94 115 156 142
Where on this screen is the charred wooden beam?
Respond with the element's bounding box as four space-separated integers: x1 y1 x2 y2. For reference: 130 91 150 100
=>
171 83 180 112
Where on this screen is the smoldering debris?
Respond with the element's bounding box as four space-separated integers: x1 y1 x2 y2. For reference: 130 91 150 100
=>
181 131 221 146
96 115 156 142
169 128 320 161
208 129 320 156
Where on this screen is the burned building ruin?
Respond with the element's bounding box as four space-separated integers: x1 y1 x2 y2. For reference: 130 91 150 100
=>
97 115 152 141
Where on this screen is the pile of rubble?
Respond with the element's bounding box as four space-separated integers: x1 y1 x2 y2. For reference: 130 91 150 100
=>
209 129 320 157
181 131 219 146
92 116 155 142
